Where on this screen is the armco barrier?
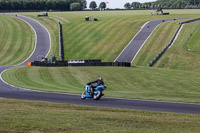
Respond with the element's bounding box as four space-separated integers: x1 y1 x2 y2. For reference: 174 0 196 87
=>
30 60 131 67
148 18 200 67
58 22 64 61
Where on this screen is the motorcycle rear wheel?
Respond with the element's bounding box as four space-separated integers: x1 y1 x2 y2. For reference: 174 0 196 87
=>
94 90 102 100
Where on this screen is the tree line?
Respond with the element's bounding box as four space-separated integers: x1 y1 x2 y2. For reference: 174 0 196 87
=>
2 0 198 11
89 1 107 10
124 0 200 9
0 0 87 11
0 0 107 11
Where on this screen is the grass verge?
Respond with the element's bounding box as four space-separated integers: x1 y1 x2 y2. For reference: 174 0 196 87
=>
0 99 200 133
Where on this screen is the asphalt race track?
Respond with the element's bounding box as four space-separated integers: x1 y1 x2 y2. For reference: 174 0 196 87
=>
115 18 186 63
0 15 200 114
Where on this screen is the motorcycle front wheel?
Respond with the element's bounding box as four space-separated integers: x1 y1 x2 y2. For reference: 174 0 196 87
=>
81 92 86 100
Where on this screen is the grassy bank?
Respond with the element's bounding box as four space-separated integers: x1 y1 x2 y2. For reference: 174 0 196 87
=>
133 20 182 66
18 10 200 61
154 21 200 71
2 66 200 103
0 15 34 66
0 99 200 133
133 15 200 72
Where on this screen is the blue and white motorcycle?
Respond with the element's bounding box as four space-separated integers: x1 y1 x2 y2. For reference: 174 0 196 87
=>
81 84 106 100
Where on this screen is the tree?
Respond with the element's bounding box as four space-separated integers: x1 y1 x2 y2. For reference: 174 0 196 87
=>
131 2 140 9
99 2 106 10
89 1 97 10
124 3 131 9
80 0 87 10
70 2 82 11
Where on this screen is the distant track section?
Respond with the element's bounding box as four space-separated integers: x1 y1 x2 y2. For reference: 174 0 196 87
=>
16 15 51 65
115 18 186 63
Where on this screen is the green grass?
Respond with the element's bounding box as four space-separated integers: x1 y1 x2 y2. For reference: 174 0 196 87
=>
0 15 34 66
2 66 200 103
17 10 200 61
0 99 200 133
154 21 200 71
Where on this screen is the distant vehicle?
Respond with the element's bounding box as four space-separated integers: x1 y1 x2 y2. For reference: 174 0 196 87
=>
156 8 169 15
37 12 48 17
81 84 106 100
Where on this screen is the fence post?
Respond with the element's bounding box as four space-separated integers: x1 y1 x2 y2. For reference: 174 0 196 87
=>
58 22 64 61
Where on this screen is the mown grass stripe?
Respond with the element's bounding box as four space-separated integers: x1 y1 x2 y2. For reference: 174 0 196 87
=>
1 18 22 65
64 18 135 61
69 19 116 60
0 17 15 64
92 19 144 61
49 16 70 24
0 17 6 47
0 16 34 66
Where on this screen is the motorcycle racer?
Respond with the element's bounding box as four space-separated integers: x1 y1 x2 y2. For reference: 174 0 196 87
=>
87 77 104 95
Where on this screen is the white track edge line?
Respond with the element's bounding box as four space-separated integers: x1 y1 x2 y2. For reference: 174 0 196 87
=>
114 21 150 62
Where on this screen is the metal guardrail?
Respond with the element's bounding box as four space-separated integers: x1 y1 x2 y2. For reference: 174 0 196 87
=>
148 18 200 67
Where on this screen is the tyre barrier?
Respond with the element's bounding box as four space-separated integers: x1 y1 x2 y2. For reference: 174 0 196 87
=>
37 14 48 17
148 18 200 67
55 59 101 64
180 18 200 24
162 13 169 15
58 22 64 61
30 60 130 67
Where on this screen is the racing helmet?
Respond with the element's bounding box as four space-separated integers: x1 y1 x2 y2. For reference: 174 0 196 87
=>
98 77 103 81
